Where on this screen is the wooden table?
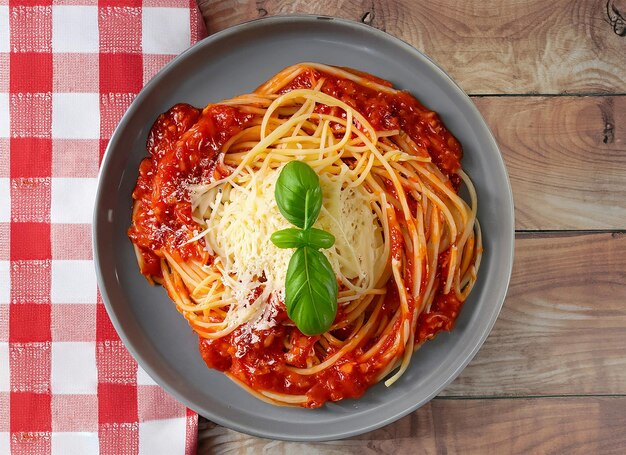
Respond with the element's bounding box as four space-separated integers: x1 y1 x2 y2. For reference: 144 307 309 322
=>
195 1 626 452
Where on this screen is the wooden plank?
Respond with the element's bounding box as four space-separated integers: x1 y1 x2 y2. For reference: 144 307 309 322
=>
443 232 626 396
198 397 626 454
198 0 626 94
474 96 626 230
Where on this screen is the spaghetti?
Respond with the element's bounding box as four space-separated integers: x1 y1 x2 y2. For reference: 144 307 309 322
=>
128 63 482 408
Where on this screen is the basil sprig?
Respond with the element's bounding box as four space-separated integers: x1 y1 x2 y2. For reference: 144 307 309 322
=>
270 161 338 336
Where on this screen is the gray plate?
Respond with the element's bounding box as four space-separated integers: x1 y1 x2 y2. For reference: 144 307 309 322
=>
93 15 514 441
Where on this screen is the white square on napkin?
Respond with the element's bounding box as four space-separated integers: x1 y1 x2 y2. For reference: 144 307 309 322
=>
0 433 10 455
52 432 100 455
51 260 97 304
139 418 187 455
52 6 99 53
52 93 100 139
51 177 98 224
142 8 190 55
51 341 97 394
0 6 9 54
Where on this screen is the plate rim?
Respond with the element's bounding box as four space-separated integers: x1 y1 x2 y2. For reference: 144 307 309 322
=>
93 14 515 441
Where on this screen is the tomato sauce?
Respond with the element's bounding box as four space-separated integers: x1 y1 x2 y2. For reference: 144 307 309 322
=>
200 281 403 408
417 249 464 344
281 69 463 184
129 67 469 407
128 104 253 276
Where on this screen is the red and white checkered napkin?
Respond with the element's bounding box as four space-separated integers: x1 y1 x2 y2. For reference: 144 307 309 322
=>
0 1 207 453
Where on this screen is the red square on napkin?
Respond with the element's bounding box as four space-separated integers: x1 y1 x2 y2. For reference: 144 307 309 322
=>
10 53 53 93
99 53 143 94
11 391 52 430
98 383 138 424
10 302 51 342
11 223 51 260
10 138 52 178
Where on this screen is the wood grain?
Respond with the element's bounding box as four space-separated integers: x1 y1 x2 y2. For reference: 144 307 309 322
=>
198 397 626 454
443 232 626 396
475 96 626 230
198 0 626 95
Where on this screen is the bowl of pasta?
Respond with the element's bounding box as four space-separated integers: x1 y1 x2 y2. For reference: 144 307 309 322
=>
94 15 514 440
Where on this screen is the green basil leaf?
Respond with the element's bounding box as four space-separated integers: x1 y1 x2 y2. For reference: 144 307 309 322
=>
271 228 335 250
300 228 335 249
270 228 303 249
275 161 322 229
285 246 338 336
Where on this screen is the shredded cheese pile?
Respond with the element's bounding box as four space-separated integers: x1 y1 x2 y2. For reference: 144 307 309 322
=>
188 163 385 316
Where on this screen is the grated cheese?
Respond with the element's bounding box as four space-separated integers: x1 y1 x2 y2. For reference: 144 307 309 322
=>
189 163 385 326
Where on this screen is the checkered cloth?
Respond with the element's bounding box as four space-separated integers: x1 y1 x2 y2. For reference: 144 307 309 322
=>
0 1 206 453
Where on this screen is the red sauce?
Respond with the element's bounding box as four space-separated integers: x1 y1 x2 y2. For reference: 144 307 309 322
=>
417 292 463 343
129 66 469 407
281 69 463 185
417 249 464 344
200 282 403 408
128 104 253 276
